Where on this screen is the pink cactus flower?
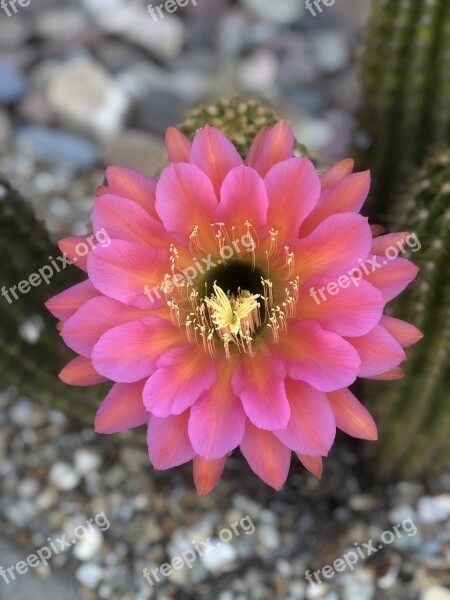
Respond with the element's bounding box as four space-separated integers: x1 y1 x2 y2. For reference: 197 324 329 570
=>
46 121 422 494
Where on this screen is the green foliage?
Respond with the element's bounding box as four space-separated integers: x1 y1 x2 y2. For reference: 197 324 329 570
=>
367 149 450 476
357 0 450 219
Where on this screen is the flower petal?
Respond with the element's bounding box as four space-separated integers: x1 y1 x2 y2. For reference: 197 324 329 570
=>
143 346 217 417
296 454 324 479
275 321 360 392
58 236 92 271
215 165 269 237
45 280 100 322
265 157 320 240
345 325 406 377
240 422 291 490
380 315 423 348
190 125 243 197
297 277 384 337
300 171 371 237
147 412 195 469
290 213 373 281
249 120 295 176
165 126 192 163
193 456 227 496
327 388 377 440
59 356 107 386
320 159 354 190
246 124 271 166
92 316 183 383
189 361 246 458
105 166 158 218
366 367 405 380
232 354 290 430
94 380 148 434
62 296 146 357
371 232 410 255
155 162 218 243
363 258 419 301
87 240 169 309
92 194 169 247
274 380 335 456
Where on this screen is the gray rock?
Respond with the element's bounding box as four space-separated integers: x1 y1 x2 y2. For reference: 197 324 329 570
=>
76 562 104 588
15 126 99 170
417 496 450 524
73 528 104 561
47 58 130 139
0 62 28 104
311 31 350 73
241 0 303 24
100 129 165 177
0 18 31 49
48 461 80 491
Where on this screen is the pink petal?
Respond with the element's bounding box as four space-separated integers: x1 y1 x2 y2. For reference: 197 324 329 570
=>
246 124 272 166
105 166 158 218
296 454 324 478
265 157 320 240
240 421 291 490
193 456 227 496
147 412 195 469
345 325 406 377
189 365 246 458
274 379 335 456
371 232 410 255
363 258 419 301
155 162 218 243
92 194 169 248
290 213 373 281
165 126 192 163
380 315 423 348
190 125 243 197
275 321 360 392
92 316 183 383
87 240 169 310
95 380 148 434
297 277 384 337
143 346 217 417
214 165 268 237
232 354 290 430
61 296 146 357
320 159 354 190
367 367 405 380
249 120 295 177
45 280 100 322
370 224 386 237
300 171 371 237
59 356 107 386
327 388 377 440
58 236 92 271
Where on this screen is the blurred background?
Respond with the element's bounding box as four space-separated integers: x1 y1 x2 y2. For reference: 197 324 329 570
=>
0 0 449 599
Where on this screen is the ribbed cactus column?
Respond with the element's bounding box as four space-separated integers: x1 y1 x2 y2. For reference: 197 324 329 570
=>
367 150 450 476
357 0 450 219
0 180 103 421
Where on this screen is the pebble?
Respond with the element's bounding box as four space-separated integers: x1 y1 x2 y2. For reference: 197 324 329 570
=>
0 62 28 104
76 563 104 588
100 129 165 177
421 587 450 600
241 0 303 24
0 108 11 145
311 31 350 74
15 126 99 170
48 461 80 491
417 496 450 524
73 528 104 561
74 448 102 476
47 58 130 139
200 538 238 572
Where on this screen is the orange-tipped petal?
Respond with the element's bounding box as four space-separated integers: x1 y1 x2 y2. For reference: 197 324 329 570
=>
367 367 405 380
165 126 192 163
193 456 227 496
320 159 354 190
59 356 107 386
327 388 378 441
296 454 324 479
380 316 423 348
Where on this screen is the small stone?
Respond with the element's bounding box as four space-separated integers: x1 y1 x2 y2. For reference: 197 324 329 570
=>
241 0 303 24
200 538 237 572
15 126 99 170
47 58 130 139
100 129 165 177
76 563 104 589
8 397 34 426
421 587 450 600
311 31 350 74
257 524 281 551
48 461 80 491
17 90 53 124
74 448 102 476
73 527 104 561
0 62 28 104
417 496 450 524
34 8 89 40
0 108 11 145
237 49 279 94
0 19 31 49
